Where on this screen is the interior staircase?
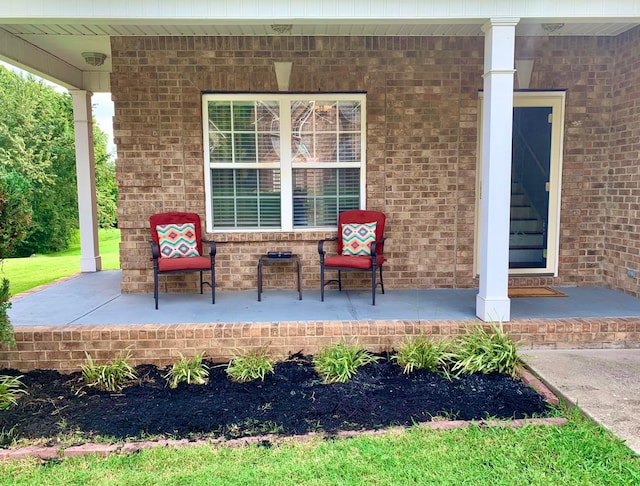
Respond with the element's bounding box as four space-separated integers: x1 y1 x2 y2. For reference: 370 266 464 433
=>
509 182 546 269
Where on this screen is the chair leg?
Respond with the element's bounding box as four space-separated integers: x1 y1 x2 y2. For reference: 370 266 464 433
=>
379 265 385 294
211 266 216 304
320 264 325 302
154 269 159 310
199 271 204 294
337 271 342 291
371 266 377 306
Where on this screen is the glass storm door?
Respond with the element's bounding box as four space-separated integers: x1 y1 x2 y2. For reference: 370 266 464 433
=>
476 91 565 276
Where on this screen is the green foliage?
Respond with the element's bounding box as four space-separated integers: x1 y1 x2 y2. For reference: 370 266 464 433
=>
226 346 275 383
393 334 452 376
0 170 32 259
449 321 523 378
0 66 117 256
313 341 380 383
164 352 210 389
93 127 118 228
81 351 138 392
0 168 32 344
0 374 26 410
0 278 15 345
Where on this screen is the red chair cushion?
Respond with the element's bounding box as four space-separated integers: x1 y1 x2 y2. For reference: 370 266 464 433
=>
324 254 386 270
158 255 212 272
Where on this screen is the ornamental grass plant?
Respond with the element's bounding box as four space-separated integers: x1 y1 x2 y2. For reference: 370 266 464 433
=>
449 321 523 378
0 374 26 410
313 341 380 383
81 350 138 392
393 334 453 377
164 352 209 388
226 346 275 383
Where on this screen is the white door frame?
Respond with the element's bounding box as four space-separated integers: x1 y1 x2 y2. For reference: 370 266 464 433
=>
475 90 566 277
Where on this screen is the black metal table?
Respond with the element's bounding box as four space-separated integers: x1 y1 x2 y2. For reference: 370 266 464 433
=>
257 254 302 301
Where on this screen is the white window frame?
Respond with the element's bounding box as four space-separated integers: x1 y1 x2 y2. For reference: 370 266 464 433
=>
202 93 367 233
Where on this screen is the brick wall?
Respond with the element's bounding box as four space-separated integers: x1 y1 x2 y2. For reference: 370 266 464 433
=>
605 27 640 296
3 318 639 372
111 32 640 297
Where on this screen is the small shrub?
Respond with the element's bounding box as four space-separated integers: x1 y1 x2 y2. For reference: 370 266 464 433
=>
313 341 380 383
0 426 17 447
81 351 138 392
393 334 452 376
0 374 27 410
449 321 523 378
0 278 15 346
164 352 210 389
226 346 275 383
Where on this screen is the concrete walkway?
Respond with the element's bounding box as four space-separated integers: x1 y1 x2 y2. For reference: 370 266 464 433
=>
524 349 640 455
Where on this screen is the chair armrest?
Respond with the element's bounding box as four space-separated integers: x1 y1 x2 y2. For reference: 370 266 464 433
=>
149 239 160 260
202 238 217 256
370 236 386 257
318 237 338 255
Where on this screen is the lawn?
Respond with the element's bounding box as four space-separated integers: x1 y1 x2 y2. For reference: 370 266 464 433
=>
0 229 120 296
0 410 638 485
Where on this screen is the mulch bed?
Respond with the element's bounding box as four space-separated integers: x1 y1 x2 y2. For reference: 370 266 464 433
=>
0 354 553 447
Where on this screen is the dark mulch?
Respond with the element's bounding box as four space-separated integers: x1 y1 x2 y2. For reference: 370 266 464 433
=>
0 354 552 445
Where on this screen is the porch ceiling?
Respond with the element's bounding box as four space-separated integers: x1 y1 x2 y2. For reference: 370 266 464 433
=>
0 16 638 91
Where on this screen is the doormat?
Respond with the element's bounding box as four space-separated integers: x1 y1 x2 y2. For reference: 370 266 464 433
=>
508 286 567 298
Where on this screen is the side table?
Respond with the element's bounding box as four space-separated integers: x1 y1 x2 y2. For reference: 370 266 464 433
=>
257 254 303 301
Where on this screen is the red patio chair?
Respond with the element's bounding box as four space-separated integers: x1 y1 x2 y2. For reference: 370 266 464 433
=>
149 212 216 309
318 210 387 305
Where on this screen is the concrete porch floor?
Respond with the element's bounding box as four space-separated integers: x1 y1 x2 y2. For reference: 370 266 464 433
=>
9 270 640 326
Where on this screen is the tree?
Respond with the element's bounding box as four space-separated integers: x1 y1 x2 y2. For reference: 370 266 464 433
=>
0 171 32 345
94 127 118 228
0 65 117 256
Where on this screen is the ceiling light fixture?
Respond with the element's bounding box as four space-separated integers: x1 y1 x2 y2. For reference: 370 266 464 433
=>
271 24 293 34
81 52 107 67
541 23 565 34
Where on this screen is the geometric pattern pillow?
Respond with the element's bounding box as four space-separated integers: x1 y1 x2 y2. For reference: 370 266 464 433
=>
156 223 200 258
341 222 377 256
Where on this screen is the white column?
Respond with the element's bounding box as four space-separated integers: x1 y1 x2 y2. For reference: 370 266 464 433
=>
476 18 518 322
70 90 102 272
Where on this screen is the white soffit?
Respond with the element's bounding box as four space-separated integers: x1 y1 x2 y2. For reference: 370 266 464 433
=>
1 0 640 20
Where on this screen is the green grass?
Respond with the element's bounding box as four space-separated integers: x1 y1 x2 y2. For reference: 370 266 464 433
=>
0 410 638 485
0 229 120 296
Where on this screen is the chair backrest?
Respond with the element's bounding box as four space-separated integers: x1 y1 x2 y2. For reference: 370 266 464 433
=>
149 212 204 256
337 210 386 255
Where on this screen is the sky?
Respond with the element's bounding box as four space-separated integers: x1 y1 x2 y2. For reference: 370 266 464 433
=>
0 61 116 156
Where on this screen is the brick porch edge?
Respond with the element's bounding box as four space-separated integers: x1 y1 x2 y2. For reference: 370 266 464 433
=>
1 317 639 372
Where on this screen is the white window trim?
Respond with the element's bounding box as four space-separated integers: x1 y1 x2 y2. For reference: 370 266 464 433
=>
474 90 566 276
202 93 367 233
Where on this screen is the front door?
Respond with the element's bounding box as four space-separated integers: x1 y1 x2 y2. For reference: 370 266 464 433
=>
510 105 552 269
476 91 566 276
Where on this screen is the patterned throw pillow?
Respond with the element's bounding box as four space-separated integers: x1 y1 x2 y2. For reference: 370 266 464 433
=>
156 223 200 258
342 222 377 256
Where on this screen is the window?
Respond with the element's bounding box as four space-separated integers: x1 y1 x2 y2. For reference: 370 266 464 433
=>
202 94 366 231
